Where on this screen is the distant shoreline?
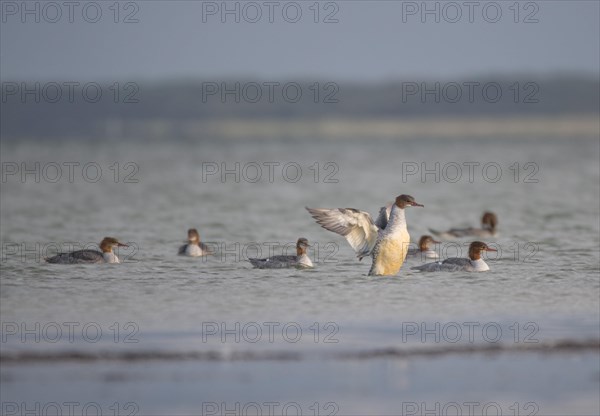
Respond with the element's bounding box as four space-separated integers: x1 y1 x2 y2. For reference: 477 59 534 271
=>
3 76 598 139
188 114 599 140
4 114 598 141
95 114 598 141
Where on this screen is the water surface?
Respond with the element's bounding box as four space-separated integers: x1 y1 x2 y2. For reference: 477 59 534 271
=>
1 135 599 413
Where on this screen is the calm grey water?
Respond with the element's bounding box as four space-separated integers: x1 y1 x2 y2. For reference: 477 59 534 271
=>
1 136 599 414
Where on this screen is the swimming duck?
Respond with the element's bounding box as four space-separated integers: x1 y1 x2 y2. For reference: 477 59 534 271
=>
429 212 498 239
178 228 213 257
406 235 441 259
411 241 496 272
248 238 313 269
45 237 128 264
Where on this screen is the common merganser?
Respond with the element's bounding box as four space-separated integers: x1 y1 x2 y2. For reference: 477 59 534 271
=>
306 194 423 276
248 238 313 269
45 237 128 264
178 228 213 257
429 212 498 239
406 235 441 259
411 241 496 272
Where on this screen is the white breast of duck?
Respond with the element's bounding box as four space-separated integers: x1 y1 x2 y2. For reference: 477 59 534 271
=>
103 251 120 263
465 258 489 271
296 253 313 268
184 244 205 257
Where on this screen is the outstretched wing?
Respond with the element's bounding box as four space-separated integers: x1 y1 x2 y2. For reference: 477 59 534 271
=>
374 203 392 230
306 207 379 259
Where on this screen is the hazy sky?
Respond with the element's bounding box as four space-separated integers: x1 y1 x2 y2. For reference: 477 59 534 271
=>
1 0 599 81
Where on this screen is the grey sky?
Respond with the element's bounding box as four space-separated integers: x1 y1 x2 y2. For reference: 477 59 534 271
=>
1 1 598 81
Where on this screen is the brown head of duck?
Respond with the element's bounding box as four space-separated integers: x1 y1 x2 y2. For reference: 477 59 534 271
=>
99 237 128 253
468 241 497 260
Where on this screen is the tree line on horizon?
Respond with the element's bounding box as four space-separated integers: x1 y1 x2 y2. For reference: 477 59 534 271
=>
1 75 598 139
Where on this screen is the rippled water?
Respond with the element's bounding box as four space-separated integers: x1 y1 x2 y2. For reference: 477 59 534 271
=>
1 135 599 413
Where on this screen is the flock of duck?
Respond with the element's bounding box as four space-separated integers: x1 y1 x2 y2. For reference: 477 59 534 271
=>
45 194 498 276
